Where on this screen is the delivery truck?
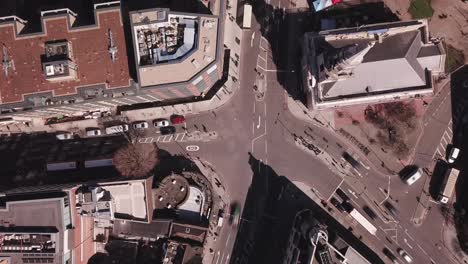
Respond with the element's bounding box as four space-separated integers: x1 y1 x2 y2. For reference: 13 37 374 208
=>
438 168 460 204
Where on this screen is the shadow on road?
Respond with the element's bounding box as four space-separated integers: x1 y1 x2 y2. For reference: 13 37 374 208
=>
248 1 399 103
229 153 383 264
428 159 448 200
450 65 468 146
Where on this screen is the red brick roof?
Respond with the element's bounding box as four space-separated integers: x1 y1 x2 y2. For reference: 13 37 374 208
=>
0 9 132 104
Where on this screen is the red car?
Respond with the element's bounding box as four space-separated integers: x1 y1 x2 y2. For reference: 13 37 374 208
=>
170 115 186 125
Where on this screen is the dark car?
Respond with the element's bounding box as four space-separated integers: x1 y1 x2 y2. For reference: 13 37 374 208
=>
382 248 398 264
341 201 354 213
363 205 377 220
160 126 176 135
342 152 360 168
384 201 398 217
335 188 350 202
330 197 346 212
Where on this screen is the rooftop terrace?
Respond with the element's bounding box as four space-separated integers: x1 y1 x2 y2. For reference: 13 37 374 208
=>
130 9 218 87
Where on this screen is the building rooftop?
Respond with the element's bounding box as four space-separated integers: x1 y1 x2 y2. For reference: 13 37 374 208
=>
130 8 219 89
302 19 446 109
112 219 172 239
77 179 150 222
0 6 132 107
0 192 69 263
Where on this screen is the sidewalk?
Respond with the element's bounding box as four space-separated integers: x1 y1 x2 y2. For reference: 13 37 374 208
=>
192 158 231 264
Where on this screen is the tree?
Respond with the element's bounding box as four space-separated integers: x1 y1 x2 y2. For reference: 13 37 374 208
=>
113 141 159 178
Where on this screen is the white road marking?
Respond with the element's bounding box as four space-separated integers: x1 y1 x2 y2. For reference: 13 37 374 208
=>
359 160 370 170
405 229 415 241
352 168 362 177
257 115 261 129
417 244 429 256
251 32 255 47
441 137 448 145
186 145 200 152
404 238 413 249
327 178 344 201
348 188 358 199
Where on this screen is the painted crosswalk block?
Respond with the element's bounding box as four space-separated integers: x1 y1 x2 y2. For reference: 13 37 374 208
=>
137 131 217 144
433 120 453 159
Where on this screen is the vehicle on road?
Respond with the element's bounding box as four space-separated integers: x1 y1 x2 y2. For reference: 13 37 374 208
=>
342 152 360 168
105 124 129 134
384 201 398 218
362 205 377 220
153 118 170 127
330 197 346 212
56 132 73 140
229 202 241 225
403 167 423 185
447 146 460 163
349 208 377 235
382 248 398 264
438 167 460 203
217 209 224 227
398 248 413 263
160 126 176 135
133 121 149 130
170 115 186 125
335 188 350 202
86 128 101 137
242 4 252 29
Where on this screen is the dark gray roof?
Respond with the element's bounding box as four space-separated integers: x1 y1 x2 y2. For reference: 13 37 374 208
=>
418 45 441 58
362 30 419 62
112 219 172 238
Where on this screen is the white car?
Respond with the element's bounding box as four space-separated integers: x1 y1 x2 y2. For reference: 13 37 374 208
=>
86 129 102 137
153 119 170 127
105 124 129 134
403 167 422 186
397 248 413 263
56 132 73 140
133 121 149 130
447 147 460 163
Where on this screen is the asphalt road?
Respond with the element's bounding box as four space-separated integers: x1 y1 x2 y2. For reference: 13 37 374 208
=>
127 4 459 264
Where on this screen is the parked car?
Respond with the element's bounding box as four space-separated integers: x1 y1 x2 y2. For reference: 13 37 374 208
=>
403 167 423 185
447 146 460 163
384 201 398 217
397 248 413 263
341 201 354 213
335 188 350 202
153 118 170 128
330 197 346 212
86 128 101 137
105 124 129 134
133 121 149 130
382 248 398 264
362 205 377 220
170 115 186 125
56 132 73 140
160 126 176 135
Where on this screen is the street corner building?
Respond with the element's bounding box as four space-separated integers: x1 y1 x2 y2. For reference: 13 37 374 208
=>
301 19 446 110
0 1 224 123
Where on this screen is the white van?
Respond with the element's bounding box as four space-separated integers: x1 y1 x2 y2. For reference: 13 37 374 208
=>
404 168 423 186
105 124 129 134
447 147 460 163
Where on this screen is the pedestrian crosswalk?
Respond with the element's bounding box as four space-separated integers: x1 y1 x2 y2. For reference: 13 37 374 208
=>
136 131 217 144
136 133 186 144
433 120 453 159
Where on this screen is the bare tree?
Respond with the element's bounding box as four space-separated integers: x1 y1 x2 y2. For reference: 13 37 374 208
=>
113 141 159 178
